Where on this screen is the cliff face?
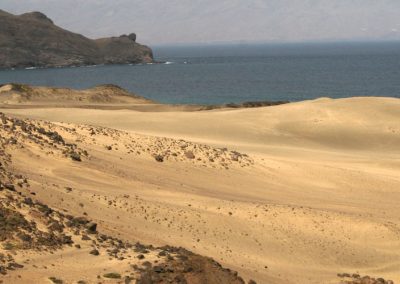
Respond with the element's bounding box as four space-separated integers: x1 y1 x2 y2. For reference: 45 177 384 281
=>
0 10 153 69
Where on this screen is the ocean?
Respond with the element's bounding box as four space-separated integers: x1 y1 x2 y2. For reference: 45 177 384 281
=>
1 41 400 105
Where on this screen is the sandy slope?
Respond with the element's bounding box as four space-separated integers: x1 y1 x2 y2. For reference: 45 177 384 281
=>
1 94 400 284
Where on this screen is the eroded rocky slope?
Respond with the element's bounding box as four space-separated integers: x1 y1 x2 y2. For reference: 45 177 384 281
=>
0 113 250 283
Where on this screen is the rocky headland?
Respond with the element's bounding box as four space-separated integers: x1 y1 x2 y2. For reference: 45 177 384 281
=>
0 10 153 69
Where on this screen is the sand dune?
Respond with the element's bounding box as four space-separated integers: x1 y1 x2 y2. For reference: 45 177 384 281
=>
1 86 399 284
5 96 400 152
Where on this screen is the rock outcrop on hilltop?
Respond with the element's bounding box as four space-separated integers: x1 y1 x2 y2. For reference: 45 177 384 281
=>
0 9 153 69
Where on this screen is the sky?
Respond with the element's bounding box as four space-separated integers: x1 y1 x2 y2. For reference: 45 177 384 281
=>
2 0 400 45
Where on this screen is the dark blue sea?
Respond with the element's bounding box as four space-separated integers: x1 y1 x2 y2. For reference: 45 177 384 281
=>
1 41 400 104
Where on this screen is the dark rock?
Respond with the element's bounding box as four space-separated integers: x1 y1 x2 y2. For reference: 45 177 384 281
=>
89 249 99 256
36 203 53 215
48 276 63 284
230 152 240 161
17 233 32 242
81 235 91 241
153 266 165 273
72 217 89 225
60 235 73 245
342 273 351 278
184 151 195 159
8 262 24 269
4 184 15 191
142 261 152 268
223 101 289 109
154 155 164 162
23 197 33 205
85 222 97 234
158 250 167 257
49 132 64 144
103 272 121 279
136 247 245 284
70 152 81 162
48 222 64 232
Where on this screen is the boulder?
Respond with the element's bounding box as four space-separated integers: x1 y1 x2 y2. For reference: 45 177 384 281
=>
184 151 195 159
85 222 97 234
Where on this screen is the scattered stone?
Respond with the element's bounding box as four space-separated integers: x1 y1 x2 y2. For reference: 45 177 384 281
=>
70 152 81 162
153 265 165 273
337 273 394 284
4 184 15 191
81 235 91 241
49 277 63 284
85 222 97 234
103 272 121 279
89 249 99 256
154 155 164 163
184 151 195 159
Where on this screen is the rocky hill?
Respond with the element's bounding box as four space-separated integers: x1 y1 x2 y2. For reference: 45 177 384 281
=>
0 9 153 69
0 83 154 106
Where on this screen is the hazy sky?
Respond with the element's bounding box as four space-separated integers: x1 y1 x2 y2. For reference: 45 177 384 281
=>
2 0 400 45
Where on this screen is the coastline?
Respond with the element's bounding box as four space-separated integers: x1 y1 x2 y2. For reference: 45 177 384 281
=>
0 83 289 111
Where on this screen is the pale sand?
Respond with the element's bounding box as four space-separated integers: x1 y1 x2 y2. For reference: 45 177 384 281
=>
1 95 400 283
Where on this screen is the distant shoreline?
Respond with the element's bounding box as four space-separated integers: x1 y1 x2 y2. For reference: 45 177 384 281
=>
0 61 173 72
0 83 289 111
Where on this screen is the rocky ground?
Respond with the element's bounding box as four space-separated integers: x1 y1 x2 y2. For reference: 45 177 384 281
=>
0 112 250 283
69 123 254 170
337 273 395 284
